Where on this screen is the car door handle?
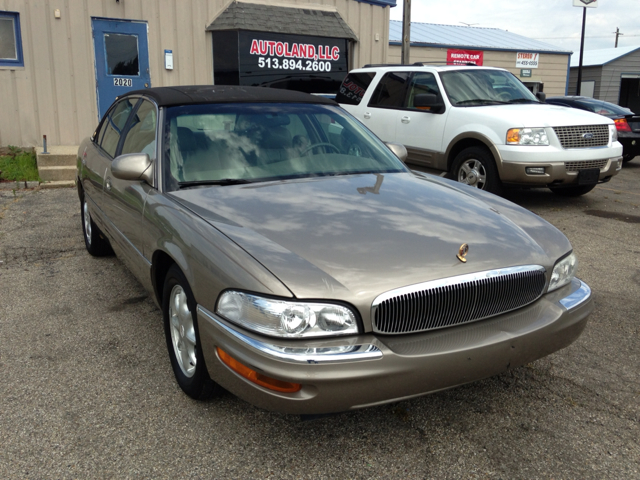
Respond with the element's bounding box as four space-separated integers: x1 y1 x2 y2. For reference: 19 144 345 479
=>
106 178 112 191
364 112 371 119
401 116 411 124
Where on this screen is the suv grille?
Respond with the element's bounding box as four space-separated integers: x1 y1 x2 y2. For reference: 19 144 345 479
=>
565 159 608 171
372 266 546 335
553 125 609 148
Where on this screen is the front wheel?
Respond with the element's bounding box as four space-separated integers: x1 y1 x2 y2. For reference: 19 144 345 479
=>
451 147 502 195
549 184 597 197
163 264 220 400
81 195 113 256
622 153 636 163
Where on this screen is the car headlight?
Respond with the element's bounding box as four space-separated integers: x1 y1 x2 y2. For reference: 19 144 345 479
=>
609 124 618 142
216 291 359 338
548 252 578 292
506 127 549 145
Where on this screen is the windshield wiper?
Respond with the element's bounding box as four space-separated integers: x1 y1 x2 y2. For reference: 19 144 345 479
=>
507 98 540 104
454 99 508 106
178 178 254 188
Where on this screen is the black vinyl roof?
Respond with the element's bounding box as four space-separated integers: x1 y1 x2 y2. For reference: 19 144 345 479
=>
121 85 337 107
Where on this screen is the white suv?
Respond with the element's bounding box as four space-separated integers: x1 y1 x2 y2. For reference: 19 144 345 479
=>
337 65 623 196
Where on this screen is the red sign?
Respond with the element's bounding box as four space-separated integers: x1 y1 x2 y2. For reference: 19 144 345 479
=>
446 49 484 66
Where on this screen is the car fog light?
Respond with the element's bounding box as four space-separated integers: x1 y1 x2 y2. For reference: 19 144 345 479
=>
525 167 546 175
217 348 301 393
616 159 623 170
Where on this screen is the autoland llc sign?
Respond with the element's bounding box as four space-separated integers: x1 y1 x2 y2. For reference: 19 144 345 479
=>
238 31 348 92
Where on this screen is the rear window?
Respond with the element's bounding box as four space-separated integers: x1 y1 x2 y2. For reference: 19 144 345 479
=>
336 72 376 105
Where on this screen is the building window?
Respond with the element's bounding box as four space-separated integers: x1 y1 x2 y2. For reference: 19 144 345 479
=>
0 11 24 67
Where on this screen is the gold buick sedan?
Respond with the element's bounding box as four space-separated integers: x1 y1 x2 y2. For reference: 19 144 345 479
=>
77 86 593 416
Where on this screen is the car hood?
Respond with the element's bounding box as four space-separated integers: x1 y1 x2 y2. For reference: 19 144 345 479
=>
459 103 614 128
171 172 569 306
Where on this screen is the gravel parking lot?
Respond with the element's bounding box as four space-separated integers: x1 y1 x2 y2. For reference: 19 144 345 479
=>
1 163 639 479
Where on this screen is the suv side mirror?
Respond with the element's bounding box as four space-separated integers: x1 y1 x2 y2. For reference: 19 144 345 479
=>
413 93 445 113
111 153 153 184
535 92 546 102
386 142 408 162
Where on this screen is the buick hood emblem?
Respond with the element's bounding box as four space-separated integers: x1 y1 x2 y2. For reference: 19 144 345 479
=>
457 243 469 263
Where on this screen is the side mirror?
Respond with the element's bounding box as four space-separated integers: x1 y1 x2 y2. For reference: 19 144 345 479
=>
536 92 546 102
413 93 445 112
386 142 408 162
111 153 153 184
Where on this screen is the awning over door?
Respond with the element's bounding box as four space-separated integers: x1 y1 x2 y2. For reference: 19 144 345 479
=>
206 1 358 42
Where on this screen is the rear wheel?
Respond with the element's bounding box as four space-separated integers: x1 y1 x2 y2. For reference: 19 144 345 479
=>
163 264 220 400
549 184 597 197
81 195 113 256
451 146 502 195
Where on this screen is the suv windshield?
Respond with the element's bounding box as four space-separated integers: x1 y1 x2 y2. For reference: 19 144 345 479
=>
162 103 406 191
440 69 539 107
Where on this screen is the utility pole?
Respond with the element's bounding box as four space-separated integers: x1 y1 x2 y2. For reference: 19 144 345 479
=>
401 0 411 64
573 0 598 96
614 27 623 47
576 6 586 95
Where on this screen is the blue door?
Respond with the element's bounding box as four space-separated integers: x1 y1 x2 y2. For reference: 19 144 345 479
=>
92 18 150 119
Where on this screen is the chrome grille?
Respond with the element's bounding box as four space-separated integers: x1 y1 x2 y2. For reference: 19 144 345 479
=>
565 159 608 172
553 125 609 148
372 266 546 335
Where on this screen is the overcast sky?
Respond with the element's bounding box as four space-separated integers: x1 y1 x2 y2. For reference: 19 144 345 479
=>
389 0 640 54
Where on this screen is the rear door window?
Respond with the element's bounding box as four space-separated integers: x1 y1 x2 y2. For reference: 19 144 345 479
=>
368 72 410 108
99 98 136 158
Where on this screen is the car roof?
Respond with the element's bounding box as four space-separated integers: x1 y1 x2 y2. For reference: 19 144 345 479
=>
547 96 634 115
120 85 338 107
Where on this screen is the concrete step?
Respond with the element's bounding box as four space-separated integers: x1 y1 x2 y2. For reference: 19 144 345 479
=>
40 180 76 189
39 166 77 182
36 145 78 181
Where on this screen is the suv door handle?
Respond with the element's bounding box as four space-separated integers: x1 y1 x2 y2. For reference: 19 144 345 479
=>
364 112 371 119
401 116 411 124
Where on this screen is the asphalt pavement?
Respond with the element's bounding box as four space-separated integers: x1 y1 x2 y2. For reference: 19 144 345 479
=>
1 163 639 479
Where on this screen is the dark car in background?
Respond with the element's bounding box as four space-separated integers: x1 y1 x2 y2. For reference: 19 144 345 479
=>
546 96 640 163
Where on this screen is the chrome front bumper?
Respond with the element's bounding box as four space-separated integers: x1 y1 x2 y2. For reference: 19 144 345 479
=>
197 277 593 415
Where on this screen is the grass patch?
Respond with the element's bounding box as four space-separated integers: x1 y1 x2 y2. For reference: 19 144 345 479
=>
0 147 41 182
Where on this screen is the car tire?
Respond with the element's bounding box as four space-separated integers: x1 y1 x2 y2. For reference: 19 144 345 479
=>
81 195 113 257
549 184 597 197
163 264 221 400
622 154 636 163
451 147 502 195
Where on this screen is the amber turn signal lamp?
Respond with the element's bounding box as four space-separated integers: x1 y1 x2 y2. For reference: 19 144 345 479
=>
614 118 632 132
506 128 520 144
217 347 301 393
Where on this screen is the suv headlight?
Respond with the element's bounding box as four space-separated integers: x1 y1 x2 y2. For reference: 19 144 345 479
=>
507 127 549 145
216 291 359 338
548 252 578 292
609 124 618 142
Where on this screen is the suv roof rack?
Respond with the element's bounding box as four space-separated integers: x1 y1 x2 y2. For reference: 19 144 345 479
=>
361 62 479 68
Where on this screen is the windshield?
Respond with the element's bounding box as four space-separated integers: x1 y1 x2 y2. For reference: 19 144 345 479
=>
162 103 406 191
440 69 539 106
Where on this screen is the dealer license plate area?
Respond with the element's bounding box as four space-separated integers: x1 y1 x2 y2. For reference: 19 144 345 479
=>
577 168 600 185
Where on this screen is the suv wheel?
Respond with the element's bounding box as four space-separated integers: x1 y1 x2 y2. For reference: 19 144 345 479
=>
451 147 502 195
